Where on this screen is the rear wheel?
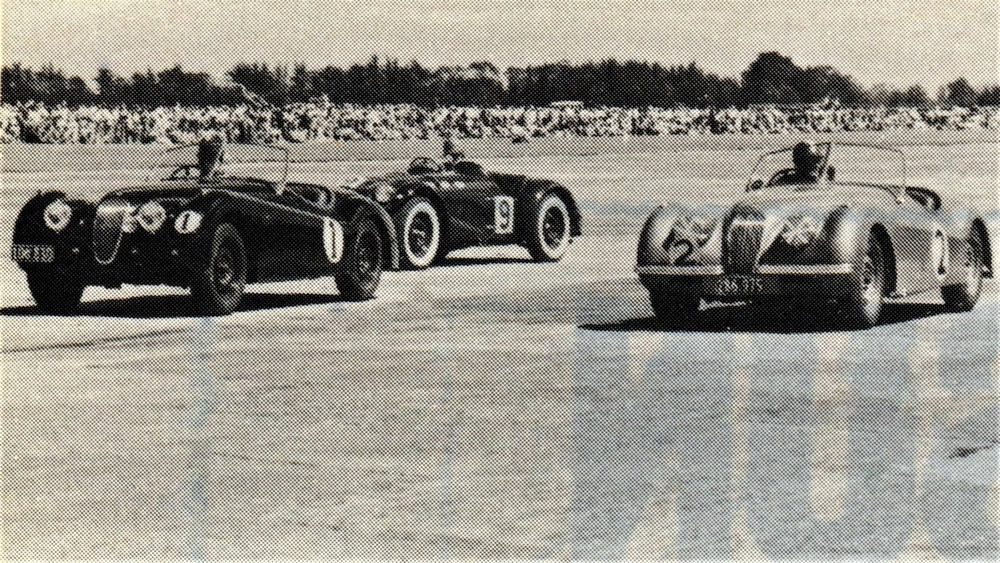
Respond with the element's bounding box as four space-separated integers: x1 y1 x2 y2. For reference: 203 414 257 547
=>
27 270 84 314
838 232 886 328
335 218 384 301
394 197 440 270
191 223 247 316
650 293 701 327
527 193 571 262
942 231 984 312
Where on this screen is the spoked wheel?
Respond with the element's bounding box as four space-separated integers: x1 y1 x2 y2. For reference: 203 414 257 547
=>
394 197 440 269
336 218 384 301
528 193 571 262
838 231 886 328
26 269 85 314
942 231 984 312
191 223 247 316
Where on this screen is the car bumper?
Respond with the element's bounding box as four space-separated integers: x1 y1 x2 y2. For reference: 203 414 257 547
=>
636 263 856 298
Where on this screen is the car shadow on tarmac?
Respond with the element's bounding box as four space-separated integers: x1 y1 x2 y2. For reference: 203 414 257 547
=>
580 301 951 334
0 292 347 319
435 255 535 268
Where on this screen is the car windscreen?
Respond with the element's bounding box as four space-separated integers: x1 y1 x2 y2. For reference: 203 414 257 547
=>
148 143 288 185
827 144 905 189
750 143 831 187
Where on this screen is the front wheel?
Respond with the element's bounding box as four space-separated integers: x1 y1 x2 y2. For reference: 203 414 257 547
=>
27 270 85 314
335 218 384 301
837 231 887 328
650 293 701 327
191 223 247 316
393 197 440 270
527 193 572 262
941 231 984 312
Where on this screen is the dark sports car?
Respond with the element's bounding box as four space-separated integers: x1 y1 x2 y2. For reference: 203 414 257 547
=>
348 156 581 268
636 142 993 328
11 142 398 315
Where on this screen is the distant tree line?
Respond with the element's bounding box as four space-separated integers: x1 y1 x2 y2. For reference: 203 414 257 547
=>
3 52 999 108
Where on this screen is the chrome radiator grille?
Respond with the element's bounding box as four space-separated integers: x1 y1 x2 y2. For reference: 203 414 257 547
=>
726 209 765 274
92 197 130 264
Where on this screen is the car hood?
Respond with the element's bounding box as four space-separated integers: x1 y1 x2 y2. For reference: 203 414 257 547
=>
733 184 896 216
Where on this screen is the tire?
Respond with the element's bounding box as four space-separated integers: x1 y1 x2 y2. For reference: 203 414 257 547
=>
191 223 247 316
650 293 700 327
27 270 84 314
393 197 440 270
527 193 571 262
335 217 384 301
942 231 984 312
838 231 887 328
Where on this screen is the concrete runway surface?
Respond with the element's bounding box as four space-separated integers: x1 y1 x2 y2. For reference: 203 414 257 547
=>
2 143 998 559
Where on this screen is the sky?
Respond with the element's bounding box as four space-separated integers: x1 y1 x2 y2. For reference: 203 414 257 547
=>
2 0 998 93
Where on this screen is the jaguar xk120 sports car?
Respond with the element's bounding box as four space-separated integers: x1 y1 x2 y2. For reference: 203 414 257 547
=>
347 156 582 268
11 142 397 315
636 141 992 328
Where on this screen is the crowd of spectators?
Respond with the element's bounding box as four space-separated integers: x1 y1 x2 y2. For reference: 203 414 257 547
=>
2 101 998 144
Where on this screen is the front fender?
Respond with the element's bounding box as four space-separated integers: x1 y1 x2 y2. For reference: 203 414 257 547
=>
637 203 725 267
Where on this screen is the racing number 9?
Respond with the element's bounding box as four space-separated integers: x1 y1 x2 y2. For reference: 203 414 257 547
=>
494 195 515 234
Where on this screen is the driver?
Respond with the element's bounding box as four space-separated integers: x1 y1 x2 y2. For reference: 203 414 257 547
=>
442 133 464 169
197 135 225 180
789 140 824 183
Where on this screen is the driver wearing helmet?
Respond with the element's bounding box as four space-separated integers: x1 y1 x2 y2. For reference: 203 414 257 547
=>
442 133 464 169
197 135 225 180
789 140 824 183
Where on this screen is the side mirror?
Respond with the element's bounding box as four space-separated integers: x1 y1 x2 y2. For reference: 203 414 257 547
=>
746 179 763 192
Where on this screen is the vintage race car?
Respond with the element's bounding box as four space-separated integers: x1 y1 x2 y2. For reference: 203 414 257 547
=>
11 142 398 315
636 142 993 328
347 157 581 268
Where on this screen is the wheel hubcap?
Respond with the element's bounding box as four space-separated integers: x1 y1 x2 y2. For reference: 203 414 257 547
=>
357 232 381 276
861 242 883 308
408 212 433 257
542 208 566 248
964 241 982 292
214 246 240 294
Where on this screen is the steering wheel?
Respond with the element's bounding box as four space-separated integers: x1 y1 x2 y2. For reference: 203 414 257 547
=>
408 157 441 174
767 168 798 186
167 165 195 180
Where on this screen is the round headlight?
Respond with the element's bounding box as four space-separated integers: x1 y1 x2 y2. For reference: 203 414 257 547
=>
374 183 395 203
781 215 823 247
136 201 167 233
43 199 73 232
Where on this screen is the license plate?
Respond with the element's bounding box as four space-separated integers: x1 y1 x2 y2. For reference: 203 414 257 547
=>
713 275 763 296
11 244 55 263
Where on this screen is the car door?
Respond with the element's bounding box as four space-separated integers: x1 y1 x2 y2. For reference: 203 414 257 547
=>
248 190 333 281
432 169 496 246
887 189 944 296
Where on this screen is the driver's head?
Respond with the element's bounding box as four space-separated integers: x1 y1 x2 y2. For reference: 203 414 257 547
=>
197 136 224 179
792 141 823 176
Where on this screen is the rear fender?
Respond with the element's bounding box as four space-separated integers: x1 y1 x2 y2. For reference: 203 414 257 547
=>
516 181 583 241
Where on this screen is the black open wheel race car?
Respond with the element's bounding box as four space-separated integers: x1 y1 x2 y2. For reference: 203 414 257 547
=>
636 142 993 328
347 156 582 269
11 142 398 315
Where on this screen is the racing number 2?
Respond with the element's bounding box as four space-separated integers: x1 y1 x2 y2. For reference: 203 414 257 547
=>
663 230 697 266
494 195 515 234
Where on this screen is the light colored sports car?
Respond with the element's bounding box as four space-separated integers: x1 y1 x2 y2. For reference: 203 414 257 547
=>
636 142 992 328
